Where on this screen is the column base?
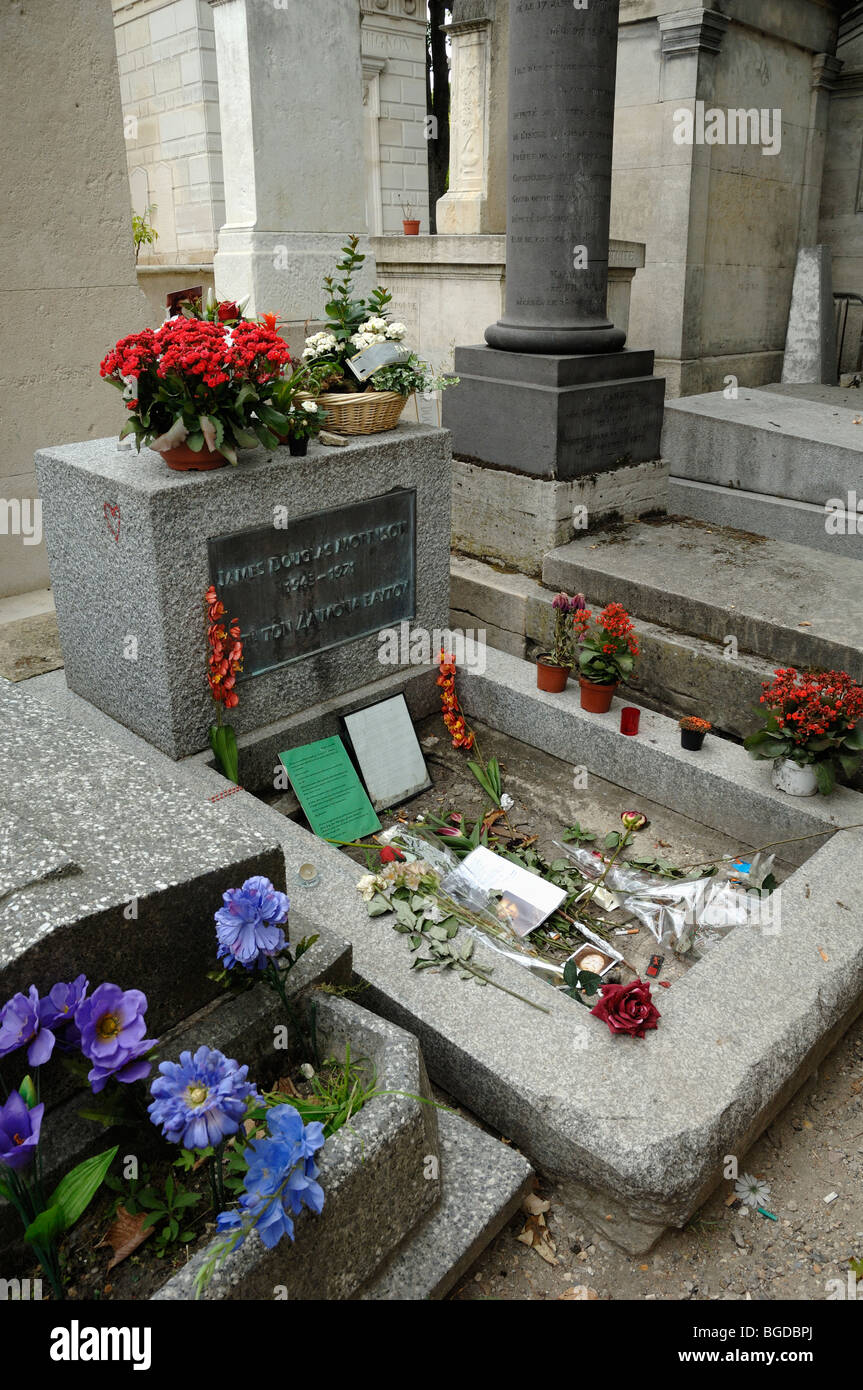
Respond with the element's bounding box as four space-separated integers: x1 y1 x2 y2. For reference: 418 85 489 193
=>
443 345 665 479
485 320 626 355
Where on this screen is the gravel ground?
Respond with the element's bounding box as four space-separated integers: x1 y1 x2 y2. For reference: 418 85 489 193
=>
448 1011 863 1301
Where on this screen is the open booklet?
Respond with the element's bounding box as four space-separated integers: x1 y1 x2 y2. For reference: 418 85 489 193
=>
440 845 567 939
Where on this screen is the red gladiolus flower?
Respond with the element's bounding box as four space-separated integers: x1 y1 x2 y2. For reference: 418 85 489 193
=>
205 584 243 708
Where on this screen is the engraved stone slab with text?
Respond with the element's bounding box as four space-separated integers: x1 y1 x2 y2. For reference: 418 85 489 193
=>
209 490 417 677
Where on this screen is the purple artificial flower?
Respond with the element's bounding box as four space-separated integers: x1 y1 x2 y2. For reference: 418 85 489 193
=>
148 1045 259 1150
0 1090 44 1171
0 987 56 1067
75 983 156 1094
214 876 290 972
40 975 89 1050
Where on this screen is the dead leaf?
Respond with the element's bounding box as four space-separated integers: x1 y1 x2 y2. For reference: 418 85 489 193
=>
517 1207 559 1265
276 1075 302 1097
798 621 812 627
818 947 830 963
523 1192 550 1216
559 1285 599 1300
101 1206 153 1271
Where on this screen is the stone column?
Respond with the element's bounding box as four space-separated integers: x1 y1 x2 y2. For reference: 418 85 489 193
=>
208 0 374 331
485 0 624 354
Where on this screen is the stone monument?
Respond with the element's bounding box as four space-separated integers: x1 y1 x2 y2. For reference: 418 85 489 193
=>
209 0 374 337
443 0 664 481
36 425 451 773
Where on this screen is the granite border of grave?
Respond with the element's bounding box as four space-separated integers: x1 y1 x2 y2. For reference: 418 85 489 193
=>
153 993 442 1301
0 680 286 1053
18 660 863 1252
0 926 353 1258
35 423 452 760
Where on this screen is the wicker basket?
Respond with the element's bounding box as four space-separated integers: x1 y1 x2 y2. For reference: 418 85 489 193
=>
314 388 408 436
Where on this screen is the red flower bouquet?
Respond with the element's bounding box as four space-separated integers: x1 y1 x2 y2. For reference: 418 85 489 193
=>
100 315 292 464
206 584 242 783
744 666 863 794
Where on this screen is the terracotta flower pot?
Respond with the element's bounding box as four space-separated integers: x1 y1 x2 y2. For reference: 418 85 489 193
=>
680 728 707 751
402 219 421 236
536 658 569 693
578 677 618 713
159 442 228 471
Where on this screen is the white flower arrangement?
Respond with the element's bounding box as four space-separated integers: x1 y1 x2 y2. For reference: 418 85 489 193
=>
301 330 338 361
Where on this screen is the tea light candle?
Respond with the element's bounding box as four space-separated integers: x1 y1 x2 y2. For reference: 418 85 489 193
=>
297 863 319 887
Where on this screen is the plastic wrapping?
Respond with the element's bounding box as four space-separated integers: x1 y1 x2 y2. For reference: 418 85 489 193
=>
556 842 777 952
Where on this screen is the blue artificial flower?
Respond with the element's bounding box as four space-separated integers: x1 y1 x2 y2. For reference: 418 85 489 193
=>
148 1046 259 1150
0 1090 44 1171
216 1104 325 1250
0 987 56 1067
75 983 157 1093
214 876 290 972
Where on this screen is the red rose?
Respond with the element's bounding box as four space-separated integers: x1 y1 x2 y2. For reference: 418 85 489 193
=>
217 300 241 322
379 845 404 864
591 979 660 1039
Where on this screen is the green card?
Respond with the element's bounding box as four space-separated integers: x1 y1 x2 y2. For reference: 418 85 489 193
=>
278 736 381 843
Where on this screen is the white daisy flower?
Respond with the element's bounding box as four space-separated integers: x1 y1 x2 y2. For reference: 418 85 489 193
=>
735 1173 771 1208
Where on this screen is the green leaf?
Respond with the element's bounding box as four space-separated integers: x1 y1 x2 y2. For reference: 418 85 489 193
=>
394 899 418 930
24 1204 66 1246
39 1146 118 1237
366 893 393 916
209 722 239 784
578 970 602 997
814 760 836 795
843 723 863 751
19 1075 37 1110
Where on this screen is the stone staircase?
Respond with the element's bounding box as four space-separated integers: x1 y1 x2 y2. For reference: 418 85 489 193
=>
452 380 863 738
663 383 863 557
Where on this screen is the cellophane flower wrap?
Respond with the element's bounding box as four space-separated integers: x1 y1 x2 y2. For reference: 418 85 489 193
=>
574 601 639 686
744 666 863 794
100 316 292 462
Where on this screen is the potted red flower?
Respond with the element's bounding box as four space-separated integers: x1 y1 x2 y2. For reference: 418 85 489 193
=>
573 601 639 713
536 593 582 692
100 316 292 470
679 715 711 751
744 667 863 796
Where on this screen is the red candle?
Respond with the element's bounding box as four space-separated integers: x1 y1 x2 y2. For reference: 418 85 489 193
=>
620 706 640 736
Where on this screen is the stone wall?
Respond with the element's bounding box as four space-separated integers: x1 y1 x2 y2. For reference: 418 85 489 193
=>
113 0 224 267
818 2 863 373
610 0 842 396
0 0 149 599
361 0 431 235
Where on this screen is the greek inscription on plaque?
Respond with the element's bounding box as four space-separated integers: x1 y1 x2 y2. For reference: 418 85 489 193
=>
208 490 416 678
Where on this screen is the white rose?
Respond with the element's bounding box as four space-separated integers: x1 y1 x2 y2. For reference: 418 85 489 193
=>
301 400 318 413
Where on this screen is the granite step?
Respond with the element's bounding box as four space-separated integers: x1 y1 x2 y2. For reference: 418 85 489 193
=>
359 1109 533 1300
542 518 863 678
662 386 863 557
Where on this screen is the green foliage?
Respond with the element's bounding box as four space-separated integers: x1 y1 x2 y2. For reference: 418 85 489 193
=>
561 959 603 1006
320 235 393 355
562 822 597 845
132 204 158 261
135 1170 202 1255
209 722 239 784
467 755 502 808
25 1147 118 1246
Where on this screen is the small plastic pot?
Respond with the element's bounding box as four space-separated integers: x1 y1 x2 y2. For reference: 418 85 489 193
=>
536 658 569 693
680 728 707 751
